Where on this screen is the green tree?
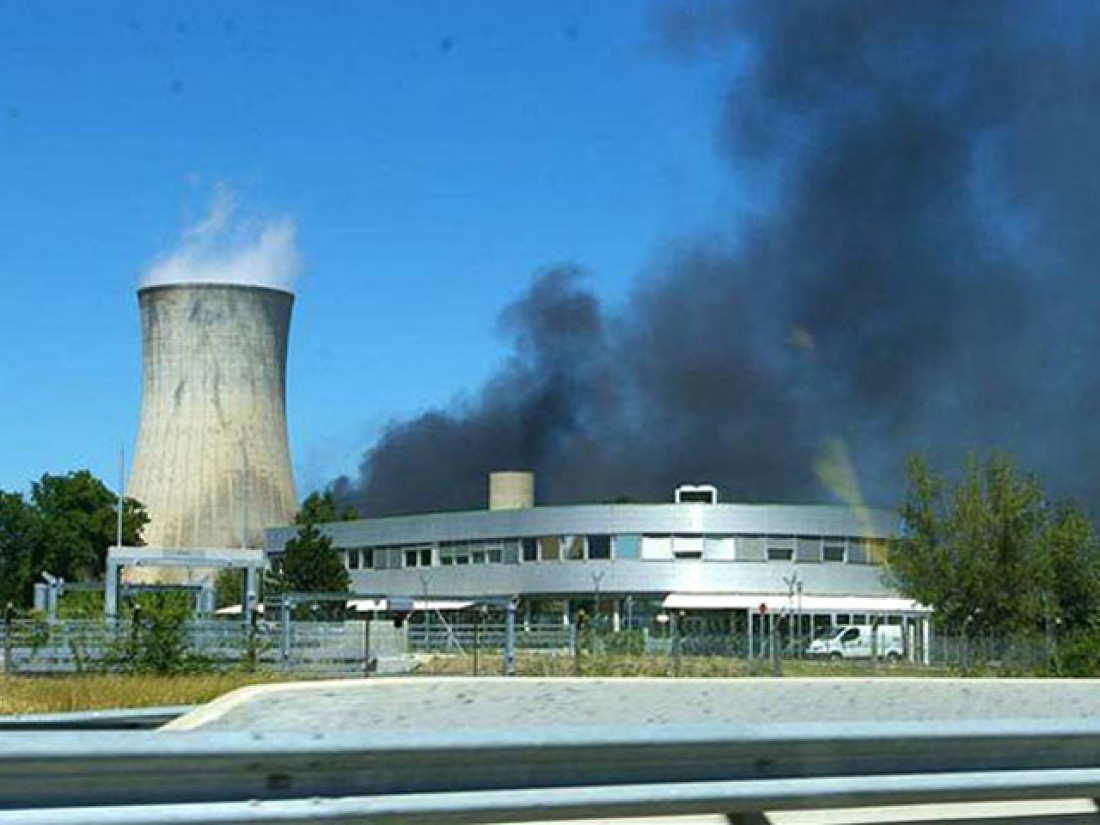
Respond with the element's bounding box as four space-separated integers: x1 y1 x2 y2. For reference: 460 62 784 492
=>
889 452 1100 636
296 490 357 524
266 522 350 619
0 491 35 607
30 470 148 585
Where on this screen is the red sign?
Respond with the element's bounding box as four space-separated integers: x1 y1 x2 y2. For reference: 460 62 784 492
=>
758 602 768 616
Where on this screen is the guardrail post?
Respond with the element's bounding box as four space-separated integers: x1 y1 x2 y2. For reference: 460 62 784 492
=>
502 598 517 676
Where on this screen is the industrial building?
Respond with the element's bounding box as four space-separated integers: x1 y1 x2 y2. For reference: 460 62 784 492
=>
127 282 298 580
265 473 928 649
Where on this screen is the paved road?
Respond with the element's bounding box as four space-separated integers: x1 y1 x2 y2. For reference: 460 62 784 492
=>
168 679 1100 825
169 676 1100 733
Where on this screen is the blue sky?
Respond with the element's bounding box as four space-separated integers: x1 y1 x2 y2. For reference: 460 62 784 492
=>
0 0 734 495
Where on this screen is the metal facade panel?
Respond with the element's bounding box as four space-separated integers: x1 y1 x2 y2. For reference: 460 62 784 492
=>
796 537 822 562
268 503 898 550
347 557 893 599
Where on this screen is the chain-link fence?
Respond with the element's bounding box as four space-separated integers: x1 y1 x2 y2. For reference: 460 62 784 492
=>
0 615 1081 678
0 618 382 676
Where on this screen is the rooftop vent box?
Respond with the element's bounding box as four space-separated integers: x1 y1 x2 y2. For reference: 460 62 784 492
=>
674 484 719 505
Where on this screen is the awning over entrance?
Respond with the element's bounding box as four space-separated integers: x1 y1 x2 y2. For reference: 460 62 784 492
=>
347 599 476 613
662 593 929 614
214 603 266 616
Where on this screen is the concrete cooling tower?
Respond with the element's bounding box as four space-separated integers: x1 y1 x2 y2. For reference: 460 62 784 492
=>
127 283 297 564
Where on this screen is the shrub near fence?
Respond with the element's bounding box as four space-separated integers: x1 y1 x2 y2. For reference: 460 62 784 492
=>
5 617 1098 678
0 619 373 676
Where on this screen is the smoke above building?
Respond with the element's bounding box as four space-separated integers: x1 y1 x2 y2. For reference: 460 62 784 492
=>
335 0 1100 515
142 188 301 293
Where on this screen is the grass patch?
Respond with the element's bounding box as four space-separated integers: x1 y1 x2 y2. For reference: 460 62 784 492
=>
417 653 947 678
0 673 290 715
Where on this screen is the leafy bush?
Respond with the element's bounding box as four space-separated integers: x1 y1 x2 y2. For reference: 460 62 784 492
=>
106 593 213 675
602 630 646 656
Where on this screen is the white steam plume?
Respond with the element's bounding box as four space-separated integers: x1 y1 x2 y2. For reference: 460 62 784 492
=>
142 190 301 292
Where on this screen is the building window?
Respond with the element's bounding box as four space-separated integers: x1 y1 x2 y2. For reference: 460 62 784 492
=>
419 547 432 567
736 536 766 561
615 534 641 559
439 541 501 566
522 538 538 562
587 535 612 560
539 536 562 561
823 540 846 563
563 535 584 560
867 539 889 565
362 549 375 569
673 536 704 559
704 536 735 560
848 539 869 564
641 535 673 560
348 549 361 570
766 544 794 562
404 549 419 568
795 537 821 563
440 543 469 565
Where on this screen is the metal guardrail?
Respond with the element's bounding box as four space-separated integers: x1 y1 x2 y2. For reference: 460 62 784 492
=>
2 718 1100 823
0 705 194 731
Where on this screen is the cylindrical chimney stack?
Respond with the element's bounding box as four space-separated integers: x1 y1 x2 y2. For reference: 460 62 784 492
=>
127 283 298 568
489 471 535 511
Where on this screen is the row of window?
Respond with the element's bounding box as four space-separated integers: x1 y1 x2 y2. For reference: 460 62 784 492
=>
339 534 888 571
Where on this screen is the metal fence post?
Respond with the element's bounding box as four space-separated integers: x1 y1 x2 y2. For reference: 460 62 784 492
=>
671 611 682 677
3 603 13 676
281 596 292 666
572 610 585 676
502 598 517 676
473 608 481 677
770 615 781 677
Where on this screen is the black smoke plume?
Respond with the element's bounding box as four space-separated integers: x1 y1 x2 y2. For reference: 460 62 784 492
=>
335 0 1100 516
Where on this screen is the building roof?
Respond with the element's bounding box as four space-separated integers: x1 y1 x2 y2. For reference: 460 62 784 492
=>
266 502 899 549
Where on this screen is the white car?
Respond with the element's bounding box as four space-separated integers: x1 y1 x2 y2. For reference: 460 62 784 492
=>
806 624 904 661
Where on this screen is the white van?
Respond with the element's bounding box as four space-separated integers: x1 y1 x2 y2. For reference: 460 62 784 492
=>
806 624 904 661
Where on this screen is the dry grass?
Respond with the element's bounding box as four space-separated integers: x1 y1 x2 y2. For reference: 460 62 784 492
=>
417 652 945 678
0 657 949 715
0 673 290 715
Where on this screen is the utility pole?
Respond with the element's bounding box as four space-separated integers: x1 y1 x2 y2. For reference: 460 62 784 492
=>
116 444 125 551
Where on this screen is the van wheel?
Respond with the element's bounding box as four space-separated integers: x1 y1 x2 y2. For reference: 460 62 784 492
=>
829 652 843 661
886 652 901 663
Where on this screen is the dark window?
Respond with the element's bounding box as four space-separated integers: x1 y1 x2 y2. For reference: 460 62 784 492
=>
348 549 360 570
404 549 419 568
587 535 612 559
766 545 794 561
823 543 846 562
679 490 715 503
419 547 432 567
522 538 538 561
840 627 859 642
